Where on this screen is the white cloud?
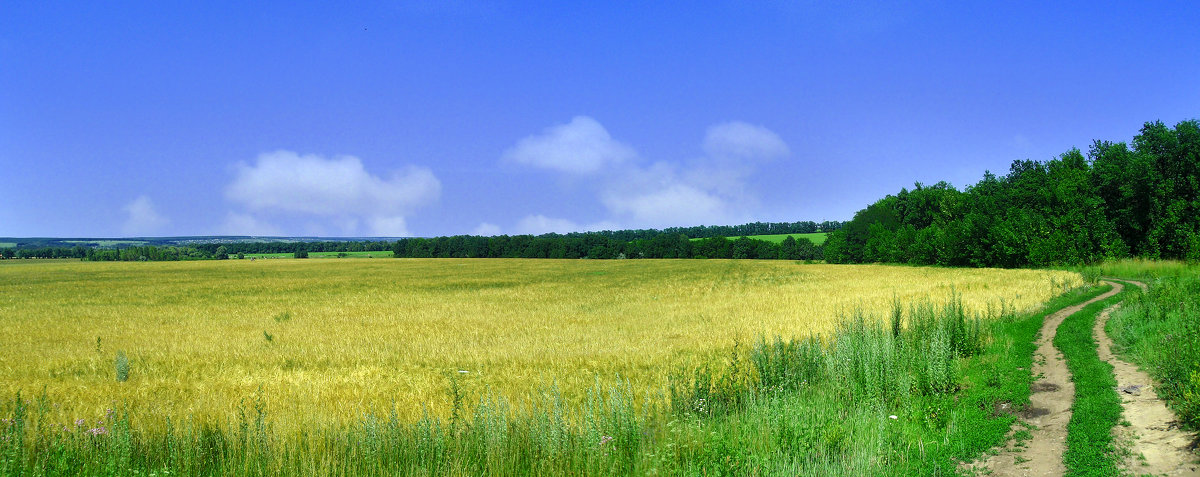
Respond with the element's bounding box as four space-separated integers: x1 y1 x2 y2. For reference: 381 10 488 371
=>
602 182 733 228
220 212 283 236
227 150 440 216
514 215 582 235
224 150 439 236
472 222 502 236
503 116 635 174
499 118 788 232
121 195 168 236
702 121 789 160
366 216 410 237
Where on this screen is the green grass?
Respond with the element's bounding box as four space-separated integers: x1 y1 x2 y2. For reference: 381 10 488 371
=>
1107 273 1200 430
0 242 16 248
690 232 828 245
1054 282 1127 476
946 284 1113 467
1073 258 1198 280
242 250 393 259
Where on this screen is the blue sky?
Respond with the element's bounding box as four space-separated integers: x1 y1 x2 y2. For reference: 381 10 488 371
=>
2 2 1198 238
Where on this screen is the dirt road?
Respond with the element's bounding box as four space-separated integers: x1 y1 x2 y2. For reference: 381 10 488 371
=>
969 282 1122 476
971 280 1199 476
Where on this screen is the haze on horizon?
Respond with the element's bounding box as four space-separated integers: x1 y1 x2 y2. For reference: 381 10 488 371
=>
2 2 1197 238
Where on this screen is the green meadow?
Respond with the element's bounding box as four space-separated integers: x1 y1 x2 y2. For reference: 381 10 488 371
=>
690 232 827 245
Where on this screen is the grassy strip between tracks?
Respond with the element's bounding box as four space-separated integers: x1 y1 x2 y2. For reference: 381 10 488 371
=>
1054 281 1129 476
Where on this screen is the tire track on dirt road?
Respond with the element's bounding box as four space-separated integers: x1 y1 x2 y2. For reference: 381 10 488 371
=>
1095 279 1200 476
969 282 1121 476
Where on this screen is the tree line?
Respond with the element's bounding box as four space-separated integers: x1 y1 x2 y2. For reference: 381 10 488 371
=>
568 220 841 242
0 221 835 262
390 233 822 260
825 119 1200 267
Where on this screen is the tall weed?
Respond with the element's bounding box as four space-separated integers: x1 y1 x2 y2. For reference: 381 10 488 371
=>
1108 274 1200 428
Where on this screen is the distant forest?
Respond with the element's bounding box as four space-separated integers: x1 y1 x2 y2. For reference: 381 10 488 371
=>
825 119 1200 267
0 221 838 261
388 221 836 260
390 230 825 260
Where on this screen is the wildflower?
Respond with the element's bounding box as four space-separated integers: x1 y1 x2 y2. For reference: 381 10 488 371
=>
888 415 898 420
88 427 107 436
599 435 614 447
75 419 86 427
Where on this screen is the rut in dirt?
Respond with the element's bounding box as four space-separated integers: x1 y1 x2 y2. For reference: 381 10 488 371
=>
1095 279 1200 476
967 282 1121 476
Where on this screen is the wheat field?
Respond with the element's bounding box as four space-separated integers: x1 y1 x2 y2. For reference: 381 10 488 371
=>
0 258 1080 432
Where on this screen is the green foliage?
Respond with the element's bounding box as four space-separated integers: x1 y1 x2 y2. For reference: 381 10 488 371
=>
830 119 1200 267
114 351 129 382
1108 273 1200 429
82 245 212 262
1075 258 1196 280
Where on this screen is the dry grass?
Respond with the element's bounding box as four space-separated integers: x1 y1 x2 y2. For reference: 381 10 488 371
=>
0 258 1080 432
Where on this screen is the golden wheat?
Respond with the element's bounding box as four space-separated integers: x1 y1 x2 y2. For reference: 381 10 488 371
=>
0 259 1080 431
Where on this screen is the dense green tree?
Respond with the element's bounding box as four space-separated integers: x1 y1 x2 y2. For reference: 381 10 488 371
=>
828 119 1199 267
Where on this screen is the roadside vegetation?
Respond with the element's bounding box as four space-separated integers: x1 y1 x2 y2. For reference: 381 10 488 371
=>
1106 266 1200 431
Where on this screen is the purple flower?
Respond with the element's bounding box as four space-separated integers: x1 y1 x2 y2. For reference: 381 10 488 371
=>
87 427 107 436
75 419 86 427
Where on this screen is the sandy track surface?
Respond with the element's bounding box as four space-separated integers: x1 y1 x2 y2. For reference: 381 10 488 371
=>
1096 279 1200 476
967 282 1121 476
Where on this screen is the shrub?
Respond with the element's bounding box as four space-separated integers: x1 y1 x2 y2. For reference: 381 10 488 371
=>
115 351 129 382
